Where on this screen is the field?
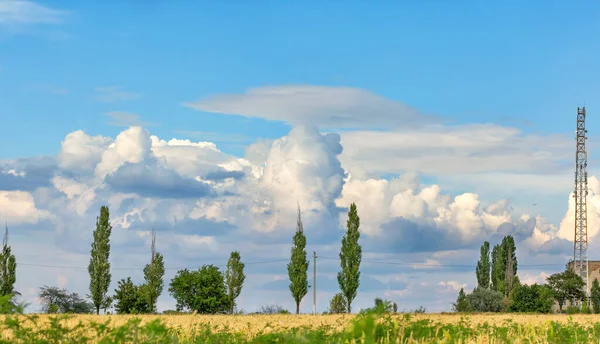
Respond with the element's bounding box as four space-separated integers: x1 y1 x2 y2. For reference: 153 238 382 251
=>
1 313 600 343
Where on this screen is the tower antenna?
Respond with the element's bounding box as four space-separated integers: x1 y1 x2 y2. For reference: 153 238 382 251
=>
574 106 589 300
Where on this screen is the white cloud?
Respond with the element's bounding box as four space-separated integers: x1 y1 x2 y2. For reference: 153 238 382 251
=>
0 0 65 25
0 190 51 224
184 85 439 129
57 130 112 172
93 86 142 103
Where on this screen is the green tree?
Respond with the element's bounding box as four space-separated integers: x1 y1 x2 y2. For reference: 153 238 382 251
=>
225 251 245 314
113 277 149 314
142 229 164 313
168 265 230 314
491 244 503 292
338 203 362 314
328 293 346 314
490 236 518 296
476 241 490 289
507 284 554 313
38 286 94 314
88 206 112 314
590 278 600 314
453 288 469 312
546 269 586 312
466 287 505 312
287 205 309 314
0 225 16 298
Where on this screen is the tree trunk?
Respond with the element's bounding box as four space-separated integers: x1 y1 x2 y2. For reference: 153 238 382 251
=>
96 305 100 315
296 302 299 314
347 301 351 314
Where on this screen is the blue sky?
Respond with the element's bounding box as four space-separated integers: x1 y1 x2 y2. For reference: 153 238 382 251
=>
1 0 600 313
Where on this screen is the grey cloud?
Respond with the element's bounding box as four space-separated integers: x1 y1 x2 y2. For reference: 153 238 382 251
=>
203 169 245 181
539 238 572 255
105 162 216 199
0 156 56 191
126 217 236 237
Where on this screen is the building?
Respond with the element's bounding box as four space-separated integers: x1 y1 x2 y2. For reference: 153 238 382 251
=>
549 260 600 312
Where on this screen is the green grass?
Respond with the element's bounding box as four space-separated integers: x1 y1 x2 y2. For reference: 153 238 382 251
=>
2 313 600 343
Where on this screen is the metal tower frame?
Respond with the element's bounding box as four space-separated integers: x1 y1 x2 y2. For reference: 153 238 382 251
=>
574 106 589 297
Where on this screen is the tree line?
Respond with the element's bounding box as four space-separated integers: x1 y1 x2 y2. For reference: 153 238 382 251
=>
6 202 364 315
454 236 595 314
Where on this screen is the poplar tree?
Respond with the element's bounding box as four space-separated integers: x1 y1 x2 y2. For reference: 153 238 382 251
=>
88 206 112 314
475 241 490 289
338 203 362 313
142 229 164 313
287 205 309 314
225 251 246 314
0 224 16 297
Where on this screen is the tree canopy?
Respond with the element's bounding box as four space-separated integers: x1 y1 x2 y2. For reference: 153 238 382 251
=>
168 265 230 314
338 203 362 313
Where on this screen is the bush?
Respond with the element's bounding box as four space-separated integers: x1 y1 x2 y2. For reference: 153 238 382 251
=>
466 288 505 312
328 293 347 314
566 305 580 314
258 304 289 314
507 284 554 313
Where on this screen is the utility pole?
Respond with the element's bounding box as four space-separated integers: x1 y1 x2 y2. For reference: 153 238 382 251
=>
313 251 317 315
574 106 589 304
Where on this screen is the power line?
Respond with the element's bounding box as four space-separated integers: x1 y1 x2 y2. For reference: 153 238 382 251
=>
318 256 565 268
18 259 290 271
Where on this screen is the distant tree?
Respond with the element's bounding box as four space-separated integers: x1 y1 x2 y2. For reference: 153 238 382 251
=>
546 269 586 312
288 205 309 314
113 277 148 314
392 301 398 313
225 251 246 314
328 293 346 314
453 288 469 312
490 236 518 296
88 206 112 314
491 244 503 292
338 203 362 314
371 297 393 314
591 279 600 314
466 287 505 312
169 265 230 314
142 229 164 313
38 286 94 314
507 284 553 313
476 241 490 289
0 224 16 297
258 304 289 314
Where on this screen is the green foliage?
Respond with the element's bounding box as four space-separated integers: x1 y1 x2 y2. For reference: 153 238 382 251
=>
226 251 246 314
338 202 362 314
490 236 517 296
87 205 112 315
507 283 554 313
566 305 581 314
546 268 586 312
591 278 600 313
465 287 505 312
328 293 346 314
0 225 16 297
257 304 289 314
287 206 309 314
582 300 591 314
113 277 149 314
38 286 94 314
142 230 164 314
475 241 490 289
362 297 394 315
168 264 230 314
453 288 470 312
0 294 26 314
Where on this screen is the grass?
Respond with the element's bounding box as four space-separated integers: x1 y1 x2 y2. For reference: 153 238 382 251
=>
1 313 600 343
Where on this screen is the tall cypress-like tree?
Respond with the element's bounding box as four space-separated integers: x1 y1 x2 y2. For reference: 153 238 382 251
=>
88 206 112 314
287 205 309 314
0 224 16 297
338 203 362 313
490 235 518 296
475 241 490 289
225 251 246 314
142 229 164 313
491 244 502 292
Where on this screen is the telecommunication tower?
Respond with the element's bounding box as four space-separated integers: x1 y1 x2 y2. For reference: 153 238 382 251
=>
574 106 589 297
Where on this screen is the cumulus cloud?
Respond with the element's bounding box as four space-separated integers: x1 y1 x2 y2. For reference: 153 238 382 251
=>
0 121 585 314
184 85 440 129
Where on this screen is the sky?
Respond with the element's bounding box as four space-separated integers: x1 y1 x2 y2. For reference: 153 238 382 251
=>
1 0 600 313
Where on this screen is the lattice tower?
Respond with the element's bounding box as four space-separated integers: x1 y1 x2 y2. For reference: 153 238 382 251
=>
574 106 589 297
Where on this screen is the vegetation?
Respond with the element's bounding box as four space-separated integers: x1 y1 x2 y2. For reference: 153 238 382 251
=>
87 205 113 315
338 202 362 314
507 283 554 313
0 226 16 300
168 264 230 314
546 269 586 312
287 206 309 315
476 241 490 289
453 287 469 312
328 293 346 314
590 278 600 314
142 229 165 314
113 277 149 314
225 251 246 314
38 286 94 314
